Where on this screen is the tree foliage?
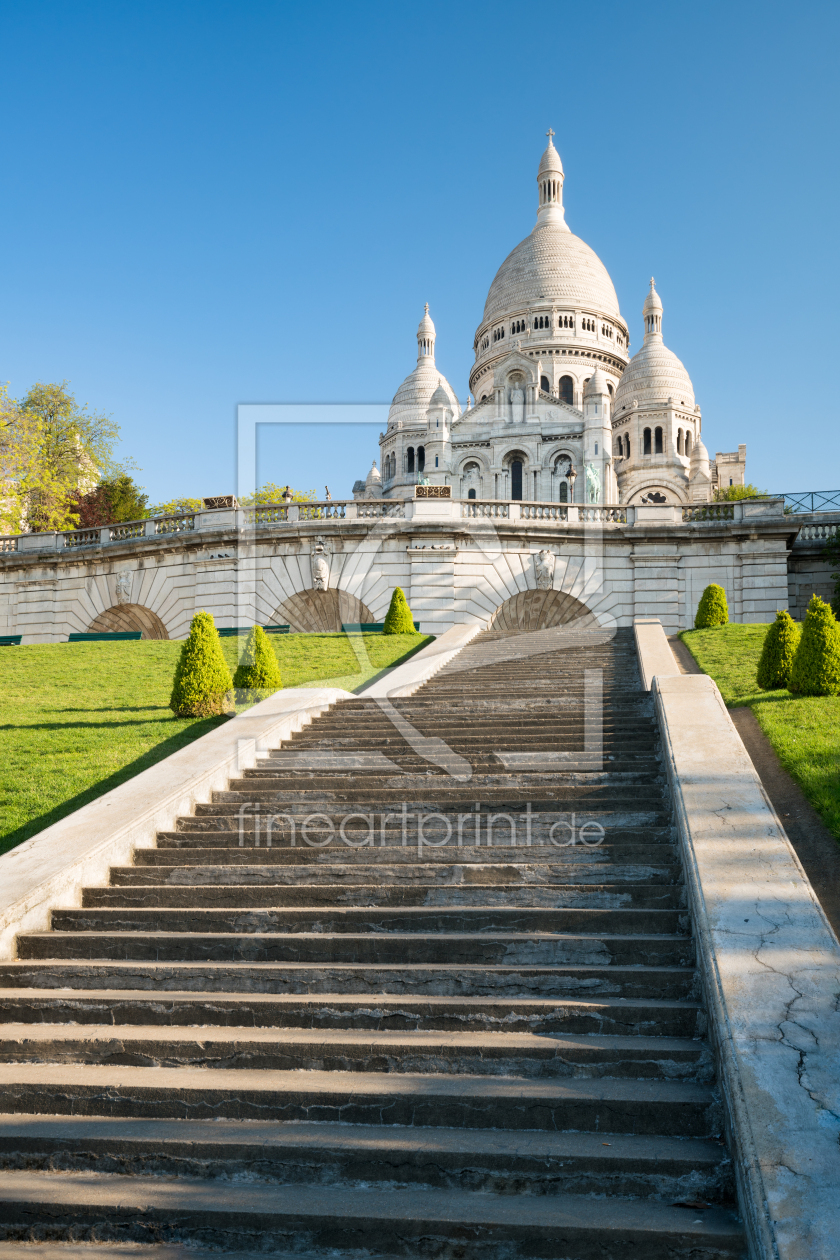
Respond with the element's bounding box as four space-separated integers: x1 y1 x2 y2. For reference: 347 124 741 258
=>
756 610 800 690
694 583 729 629
170 612 234 717
71 475 150 528
238 482 317 505
383 587 416 634
788 595 840 697
233 626 283 693
713 483 767 502
149 496 204 517
0 380 126 534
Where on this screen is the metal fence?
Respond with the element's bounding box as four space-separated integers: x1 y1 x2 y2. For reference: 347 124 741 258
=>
772 491 840 514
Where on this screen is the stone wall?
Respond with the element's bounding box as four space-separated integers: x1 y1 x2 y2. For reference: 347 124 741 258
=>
0 498 810 641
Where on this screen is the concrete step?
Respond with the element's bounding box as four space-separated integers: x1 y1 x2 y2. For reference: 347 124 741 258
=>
0 1023 712 1079
0 1169 745 1258
0 989 703 1036
0 1064 720 1133
143 842 677 861
107 861 680 886
50 905 688 935
18 930 693 967
0 961 698 999
0 1115 734 1200
81 882 685 910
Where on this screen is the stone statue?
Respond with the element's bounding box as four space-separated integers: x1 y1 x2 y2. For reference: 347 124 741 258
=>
510 383 525 424
324 486 331 501
585 463 601 504
310 538 330 591
114 571 132 605
534 549 555 590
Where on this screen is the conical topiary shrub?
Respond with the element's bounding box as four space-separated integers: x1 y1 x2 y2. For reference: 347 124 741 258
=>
233 626 282 692
788 595 840 696
170 611 234 717
756 610 800 690
694 583 729 629
383 586 416 634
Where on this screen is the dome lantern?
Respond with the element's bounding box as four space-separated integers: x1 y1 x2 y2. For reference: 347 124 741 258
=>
643 278 663 339
417 303 436 363
536 129 568 230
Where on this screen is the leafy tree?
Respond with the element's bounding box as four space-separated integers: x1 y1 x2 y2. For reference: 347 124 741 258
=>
788 595 840 696
239 482 317 505
0 380 126 533
713 483 767 502
149 496 204 517
233 626 283 692
383 586 416 634
71 475 149 528
170 611 234 717
694 583 729 628
756 610 800 690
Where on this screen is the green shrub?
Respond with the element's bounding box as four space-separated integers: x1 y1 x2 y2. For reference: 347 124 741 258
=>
170 611 234 717
756 610 800 690
233 626 282 692
383 587 416 634
694 583 729 629
788 595 840 696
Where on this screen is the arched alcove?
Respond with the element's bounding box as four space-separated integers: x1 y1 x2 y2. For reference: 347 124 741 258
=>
272 588 376 634
489 589 598 633
86 604 169 639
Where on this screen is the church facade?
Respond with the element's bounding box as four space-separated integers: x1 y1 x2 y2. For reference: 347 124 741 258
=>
355 135 745 507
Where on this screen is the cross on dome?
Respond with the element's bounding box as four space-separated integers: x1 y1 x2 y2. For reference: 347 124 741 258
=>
546 128 555 141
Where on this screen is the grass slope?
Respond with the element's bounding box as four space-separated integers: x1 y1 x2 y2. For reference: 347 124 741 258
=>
681 624 840 840
0 632 431 855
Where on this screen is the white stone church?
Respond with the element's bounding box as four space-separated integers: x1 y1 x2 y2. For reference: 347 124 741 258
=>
355 133 745 507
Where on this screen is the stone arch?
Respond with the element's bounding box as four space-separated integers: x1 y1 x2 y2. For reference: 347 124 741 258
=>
86 604 169 639
272 587 377 633
489 589 598 633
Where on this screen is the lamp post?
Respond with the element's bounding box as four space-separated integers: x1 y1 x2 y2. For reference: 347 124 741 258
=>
567 465 577 503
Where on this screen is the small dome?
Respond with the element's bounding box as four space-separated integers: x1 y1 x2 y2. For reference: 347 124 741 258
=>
418 302 435 338
643 277 663 315
365 460 381 487
538 134 564 177
584 367 609 397
690 436 709 467
429 379 451 407
388 354 460 430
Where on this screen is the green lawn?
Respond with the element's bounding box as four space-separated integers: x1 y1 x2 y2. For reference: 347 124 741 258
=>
680 624 840 840
0 632 431 855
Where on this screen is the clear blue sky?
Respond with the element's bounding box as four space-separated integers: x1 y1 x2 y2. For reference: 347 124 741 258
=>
0 0 837 504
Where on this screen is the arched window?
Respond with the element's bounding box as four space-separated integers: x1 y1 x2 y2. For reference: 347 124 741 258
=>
625 435 631 458
558 480 568 503
558 376 574 406
511 459 523 500
677 429 683 454
643 428 652 455
417 446 425 473
655 426 663 454
685 432 692 456
540 375 550 393
407 447 414 473
468 488 476 499
607 382 614 395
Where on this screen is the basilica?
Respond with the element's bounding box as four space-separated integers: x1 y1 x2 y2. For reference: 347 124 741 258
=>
355 134 745 506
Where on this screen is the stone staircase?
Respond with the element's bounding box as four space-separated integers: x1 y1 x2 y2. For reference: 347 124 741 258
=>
0 626 745 1259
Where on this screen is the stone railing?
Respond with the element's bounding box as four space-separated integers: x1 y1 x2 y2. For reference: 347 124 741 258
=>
797 522 840 542
461 501 510 519
63 529 100 548
246 505 289 526
154 513 195 536
521 504 568 521
682 504 735 523
355 501 405 519
0 537 18 553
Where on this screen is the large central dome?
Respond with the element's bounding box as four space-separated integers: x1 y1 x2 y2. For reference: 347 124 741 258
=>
483 225 622 324
481 136 621 324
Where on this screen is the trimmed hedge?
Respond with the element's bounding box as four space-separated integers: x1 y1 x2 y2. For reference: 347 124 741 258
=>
170 611 234 717
788 594 840 696
756 610 800 690
383 586 415 634
694 583 729 629
233 626 283 692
